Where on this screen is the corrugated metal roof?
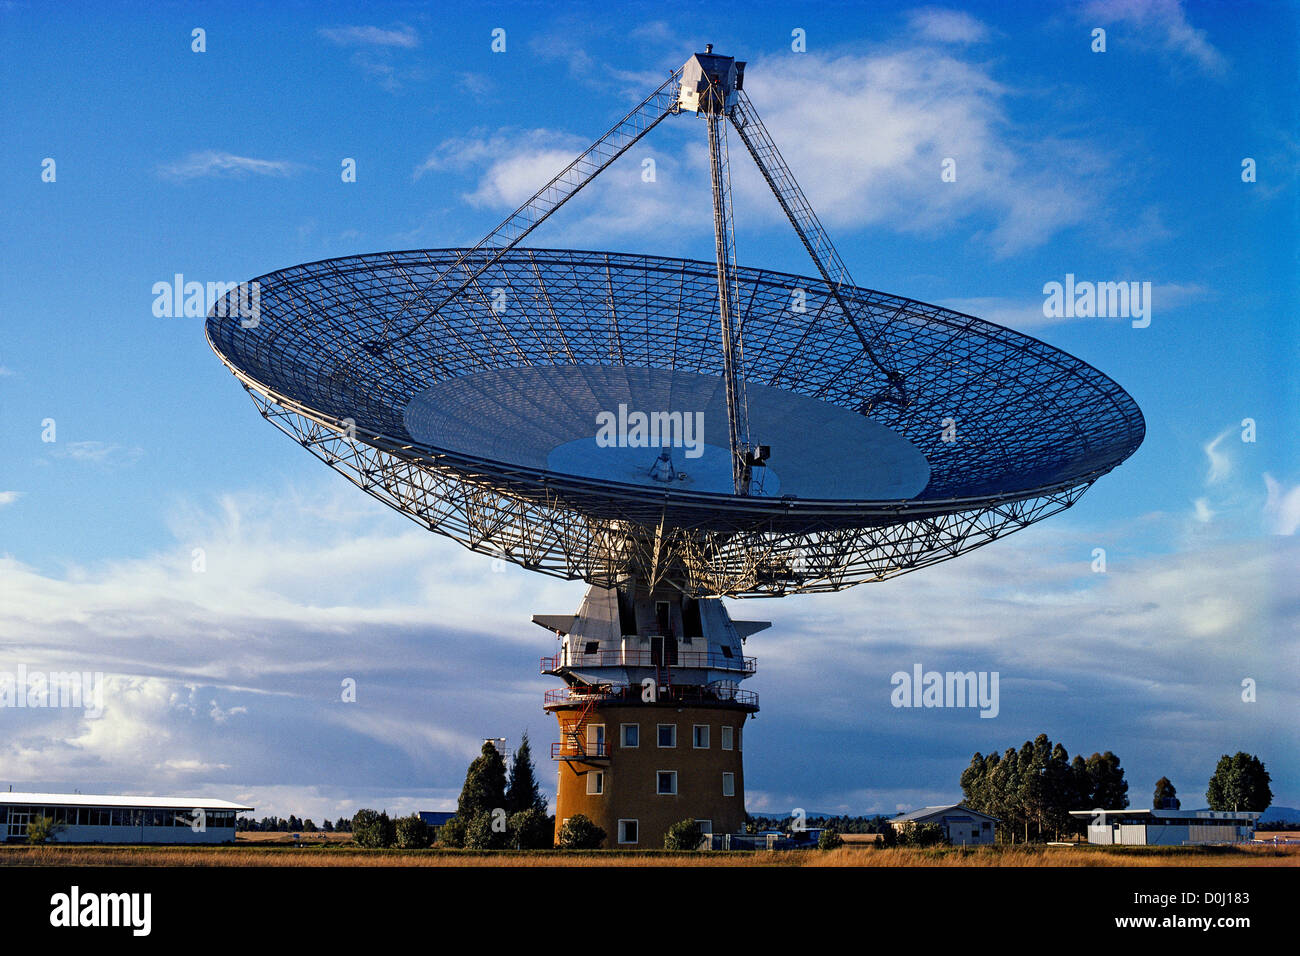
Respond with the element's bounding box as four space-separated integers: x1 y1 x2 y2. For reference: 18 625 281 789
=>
892 803 999 823
1068 808 1261 821
0 792 252 811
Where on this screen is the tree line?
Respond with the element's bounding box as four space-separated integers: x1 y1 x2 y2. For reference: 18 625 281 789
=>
960 735 1273 844
960 733 1129 842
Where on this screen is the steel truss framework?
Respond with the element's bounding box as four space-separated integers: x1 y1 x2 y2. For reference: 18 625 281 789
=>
207 247 1142 598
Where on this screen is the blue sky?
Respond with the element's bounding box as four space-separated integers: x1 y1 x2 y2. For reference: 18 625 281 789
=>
0 1 1296 822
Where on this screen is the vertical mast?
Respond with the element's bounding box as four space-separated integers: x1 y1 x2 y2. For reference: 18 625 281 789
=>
683 46 754 495
705 86 748 494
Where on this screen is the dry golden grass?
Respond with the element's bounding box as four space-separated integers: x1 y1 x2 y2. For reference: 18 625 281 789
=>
804 844 1300 867
237 831 354 844
1 842 1295 867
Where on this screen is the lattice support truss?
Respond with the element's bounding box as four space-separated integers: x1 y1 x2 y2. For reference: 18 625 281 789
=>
245 388 1094 599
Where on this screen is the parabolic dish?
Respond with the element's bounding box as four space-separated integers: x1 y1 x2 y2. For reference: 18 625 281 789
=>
206 247 1144 596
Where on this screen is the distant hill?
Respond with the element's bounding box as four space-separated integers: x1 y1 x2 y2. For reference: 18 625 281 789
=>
1260 806 1300 824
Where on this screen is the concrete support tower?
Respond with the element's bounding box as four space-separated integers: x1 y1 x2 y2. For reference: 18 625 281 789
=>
536 582 767 848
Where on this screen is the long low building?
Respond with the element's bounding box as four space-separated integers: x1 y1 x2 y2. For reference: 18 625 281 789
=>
1 792 253 844
891 804 1000 845
1070 808 1261 845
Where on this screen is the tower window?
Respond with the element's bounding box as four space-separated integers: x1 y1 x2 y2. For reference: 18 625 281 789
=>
584 641 600 655
657 724 676 747
621 723 639 748
723 772 735 797
618 819 638 844
693 725 709 748
657 771 677 795
721 726 733 750
587 772 604 795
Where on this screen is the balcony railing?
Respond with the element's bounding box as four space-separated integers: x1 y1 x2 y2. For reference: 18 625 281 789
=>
543 683 759 709
540 648 757 675
550 740 611 760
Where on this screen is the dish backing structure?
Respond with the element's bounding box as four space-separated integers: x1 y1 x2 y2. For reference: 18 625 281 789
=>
207 48 1144 847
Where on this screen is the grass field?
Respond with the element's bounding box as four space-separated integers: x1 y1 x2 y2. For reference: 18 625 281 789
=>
1 842 1295 867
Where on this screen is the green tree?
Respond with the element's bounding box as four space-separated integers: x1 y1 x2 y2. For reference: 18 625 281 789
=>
1043 742 1078 840
505 732 547 814
394 814 433 848
1206 753 1272 812
458 741 509 819
960 752 988 809
352 808 395 848
1153 776 1180 809
508 808 553 849
556 813 605 849
817 828 845 850
989 747 1021 842
464 809 510 849
27 816 58 845
437 815 468 848
895 821 947 847
1085 751 1129 809
664 818 703 850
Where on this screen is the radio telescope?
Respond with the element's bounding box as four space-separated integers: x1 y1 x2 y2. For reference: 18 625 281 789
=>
207 48 1143 845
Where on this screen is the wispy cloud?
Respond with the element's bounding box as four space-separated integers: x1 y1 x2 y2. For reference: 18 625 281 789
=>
51 440 143 467
906 7 992 44
1082 0 1228 76
318 23 423 91
317 24 419 49
939 281 1209 333
1202 428 1233 485
0 490 21 507
455 72 492 98
424 34 1125 257
1264 475 1300 536
157 151 298 181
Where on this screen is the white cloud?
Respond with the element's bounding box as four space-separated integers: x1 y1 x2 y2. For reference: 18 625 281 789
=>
739 50 1112 257
421 44 1119 258
1192 497 1214 523
317 25 418 48
158 151 298 181
0 491 20 507
1202 428 1233 485
0 482 579 815
2 478 1295 817
939 281 1208 333
906 7 991 44
1082 0 1228 76
411 126 705 249
51 441 143 467
1264 474 1300 535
